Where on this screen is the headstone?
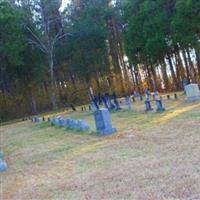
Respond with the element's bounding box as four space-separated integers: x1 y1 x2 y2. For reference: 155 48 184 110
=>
58 118 65 127
112 93 121 110
0 159 7 172
91 101 98 111
167 95 170 100
145 99 153 112
77 120 90 132
185 84 200 102
174 93 178 100
156 99 165 112
32 117 42 123
105 93 115 110
125 96 131 111
94 108 117 136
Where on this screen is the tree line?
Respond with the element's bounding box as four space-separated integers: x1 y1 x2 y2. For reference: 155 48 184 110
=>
0 0 200 121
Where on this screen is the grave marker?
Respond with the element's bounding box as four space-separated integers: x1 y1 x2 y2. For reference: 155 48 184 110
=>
94 108 117 136
145 99 153 112
156 99 165 112
185 84 200 102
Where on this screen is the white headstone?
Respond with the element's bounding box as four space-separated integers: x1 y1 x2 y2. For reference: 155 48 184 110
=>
185 84 200 102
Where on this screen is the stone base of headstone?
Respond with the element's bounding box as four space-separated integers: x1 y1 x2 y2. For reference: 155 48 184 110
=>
185 84 200 102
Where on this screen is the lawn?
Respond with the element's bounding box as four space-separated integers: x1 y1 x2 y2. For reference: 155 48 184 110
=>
1 93 200 200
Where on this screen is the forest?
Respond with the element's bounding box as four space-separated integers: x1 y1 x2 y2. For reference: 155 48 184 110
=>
0 0 200 121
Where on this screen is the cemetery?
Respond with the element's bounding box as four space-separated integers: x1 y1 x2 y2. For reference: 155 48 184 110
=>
1 91 200 199
1 0 200 199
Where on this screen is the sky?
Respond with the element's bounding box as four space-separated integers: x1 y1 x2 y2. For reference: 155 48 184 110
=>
61 0 70 10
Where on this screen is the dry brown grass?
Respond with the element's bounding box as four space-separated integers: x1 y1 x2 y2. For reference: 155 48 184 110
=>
1 93 200 200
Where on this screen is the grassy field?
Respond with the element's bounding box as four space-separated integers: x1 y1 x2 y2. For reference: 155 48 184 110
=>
1 93 200 200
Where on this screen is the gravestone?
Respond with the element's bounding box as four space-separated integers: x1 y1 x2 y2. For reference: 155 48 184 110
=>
167 95 170 100
32 117 42 123
58 118 65 127
77 120 90 132
174 93 178 100
145 99 153 112
185 84 200 102
156 99 165 112
94 108 117 136
112 92 121 110
0 159 7 172
91 101 98 111
125 96 131 111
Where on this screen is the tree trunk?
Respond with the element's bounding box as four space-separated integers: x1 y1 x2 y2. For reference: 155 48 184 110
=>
194 48 200 78
29 89 38 114
49 50 58 110
166 53 178 91
186 49 197 83
182 50 191 83
160 61 169 91
150 65 158 92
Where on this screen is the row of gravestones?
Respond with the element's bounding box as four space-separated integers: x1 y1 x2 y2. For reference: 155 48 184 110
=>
50 117 90 132
0 150 7 173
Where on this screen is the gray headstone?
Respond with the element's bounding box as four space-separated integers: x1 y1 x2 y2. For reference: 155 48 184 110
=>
185 84 200 102
94 108 117 136
77 120 90 132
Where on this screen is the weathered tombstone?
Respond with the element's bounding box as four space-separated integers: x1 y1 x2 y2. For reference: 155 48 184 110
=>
112 93 121 110
77 120 90 132
156 99 165 112
125 96 131 111
105 93 115 110
114 99 121 110
145 99 153 112
94 108 117 136
58 118 65 127
0 159 7 172
91 101 98 111
185 84 200 102
66 119 73 129
32 117 42 123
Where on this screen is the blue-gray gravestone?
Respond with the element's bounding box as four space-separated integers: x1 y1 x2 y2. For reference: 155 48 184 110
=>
0 159 7 172
77 120 90 132
94 108 117 136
